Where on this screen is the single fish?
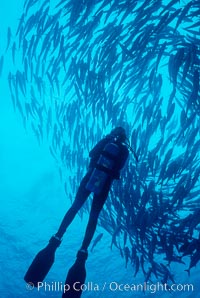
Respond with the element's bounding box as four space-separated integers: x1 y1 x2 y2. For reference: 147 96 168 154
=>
6 27 12 52
91 233 103 252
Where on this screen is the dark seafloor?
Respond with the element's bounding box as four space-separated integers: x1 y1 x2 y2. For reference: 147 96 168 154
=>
0 0 200 297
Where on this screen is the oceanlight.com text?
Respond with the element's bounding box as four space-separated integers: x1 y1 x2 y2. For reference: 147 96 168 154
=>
26 281 194 294
109 281 194 293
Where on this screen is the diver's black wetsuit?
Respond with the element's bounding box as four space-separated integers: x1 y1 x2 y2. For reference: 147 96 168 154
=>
55 135 129 251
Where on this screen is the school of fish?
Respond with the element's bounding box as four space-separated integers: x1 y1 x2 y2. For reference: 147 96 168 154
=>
3 0 200 286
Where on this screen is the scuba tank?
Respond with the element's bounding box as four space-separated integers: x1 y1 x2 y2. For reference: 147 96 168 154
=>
86 142 120 195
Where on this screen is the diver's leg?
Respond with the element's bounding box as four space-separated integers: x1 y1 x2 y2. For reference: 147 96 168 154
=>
80 179 112 251
55 172 91 239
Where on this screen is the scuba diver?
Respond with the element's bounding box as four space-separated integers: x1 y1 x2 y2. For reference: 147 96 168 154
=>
24 127 130 295
53 126 129 254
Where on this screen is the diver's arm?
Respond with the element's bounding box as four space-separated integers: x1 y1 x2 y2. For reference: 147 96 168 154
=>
89 138 109 158
119 146 129 170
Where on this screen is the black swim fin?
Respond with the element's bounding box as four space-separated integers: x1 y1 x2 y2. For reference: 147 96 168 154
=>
62 250 88 298
24 236 61 287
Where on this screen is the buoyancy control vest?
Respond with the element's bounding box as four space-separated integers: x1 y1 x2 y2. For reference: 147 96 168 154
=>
86 141 120 195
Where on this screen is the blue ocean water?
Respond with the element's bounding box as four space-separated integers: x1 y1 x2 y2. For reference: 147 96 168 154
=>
1 0 200 298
